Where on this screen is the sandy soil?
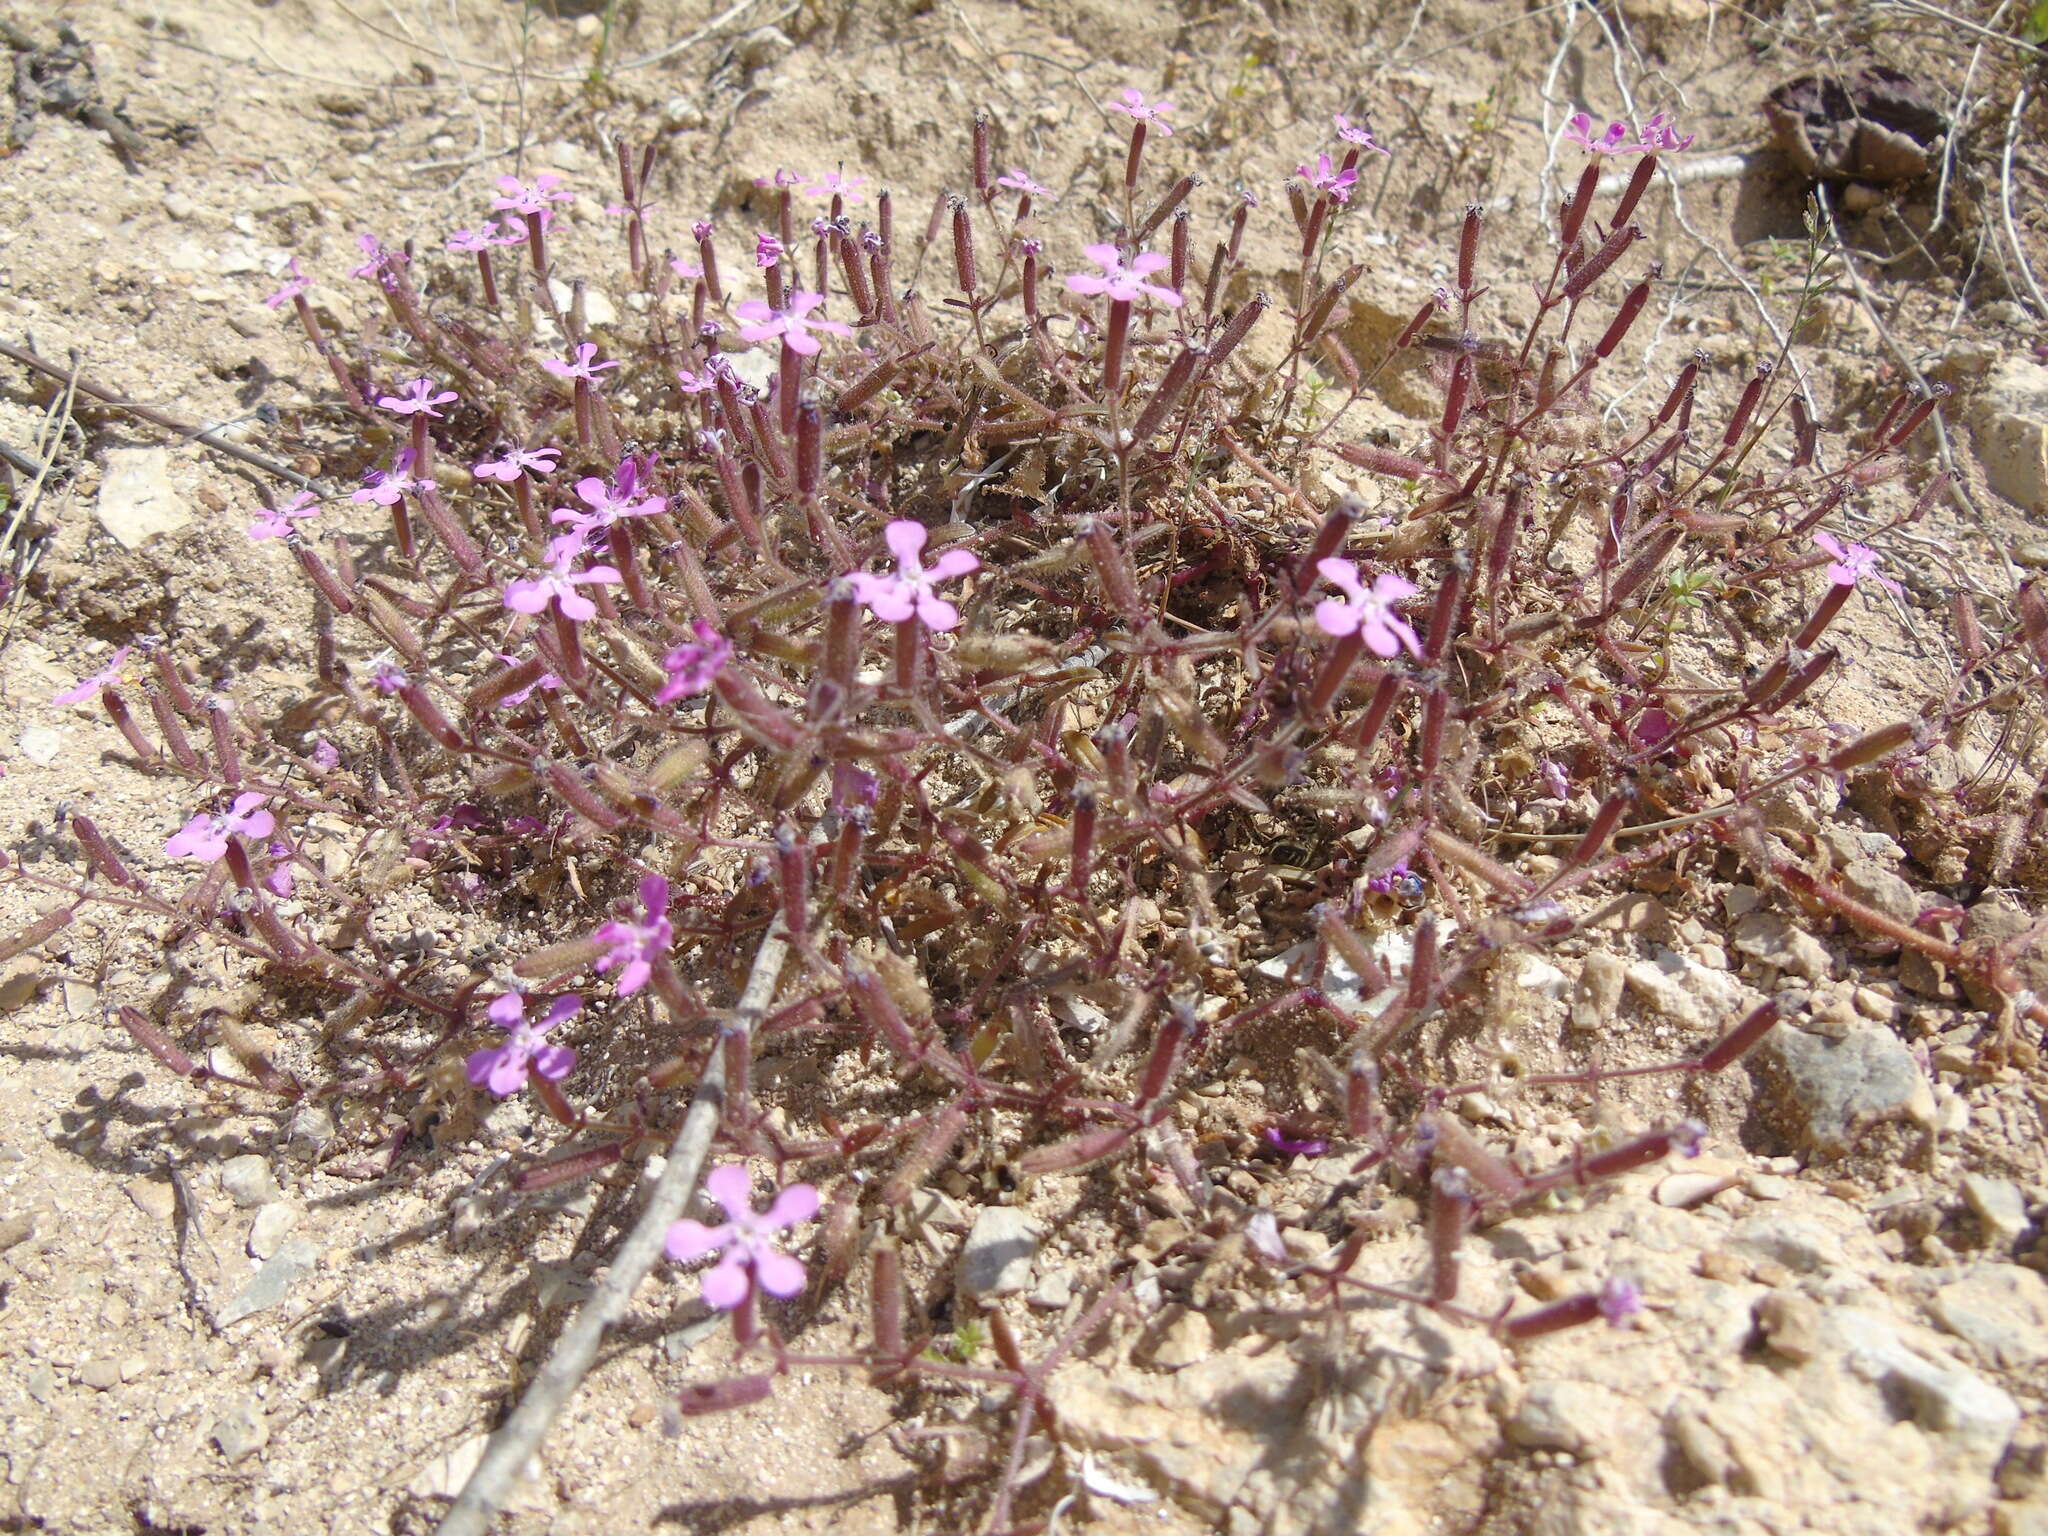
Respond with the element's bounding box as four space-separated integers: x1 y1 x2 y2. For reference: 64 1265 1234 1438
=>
1 0 2045 1532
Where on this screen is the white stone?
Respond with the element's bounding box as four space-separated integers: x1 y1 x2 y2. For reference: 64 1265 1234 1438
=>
96 448 191 547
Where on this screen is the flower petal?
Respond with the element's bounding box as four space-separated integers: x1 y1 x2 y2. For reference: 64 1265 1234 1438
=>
704 1164 757 1221
761 1183 820 1230
700 1253 751 1310
665 1218 728 1263
753 1249 807 1299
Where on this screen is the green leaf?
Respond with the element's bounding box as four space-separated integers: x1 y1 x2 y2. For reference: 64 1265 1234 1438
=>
2023 0 2048 45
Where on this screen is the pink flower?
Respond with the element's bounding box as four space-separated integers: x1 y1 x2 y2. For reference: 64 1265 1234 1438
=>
733 291 852 356
1565 111 1692 156
1109 87 1174 133
664 1165 818 1310
354 447 428 506
1635 112 1695 153
311 738 341 770
503 545 623 623
1333 114 1391 155
473 444 560 482
551 458 665 537
1313 559 1422 657
370 661 409 694
263 840 295 898
377 378 459 417
466 992 580 1098
754 167 803 190
542 342 621 383
1064 244 1182 307
996 168 1052 197
754 232 785 268
1298 152 1358 204
657 621 732 703
1598 1277 1642 1325
446 224 499 253
491 173 574 218
801 170 868 204
493 216 543 247
1813 531 1902 593
669 255 704 281
674 367 717 395
165 791 276 862
847 520 979 631
247 491 321 542
264 257 310 309
593 874 673 996
351 233 407 281
52 646 133 707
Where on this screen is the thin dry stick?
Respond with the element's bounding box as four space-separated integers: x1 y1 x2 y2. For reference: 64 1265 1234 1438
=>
435 917 791 1536
2000 82 2046 317
0 339 322 492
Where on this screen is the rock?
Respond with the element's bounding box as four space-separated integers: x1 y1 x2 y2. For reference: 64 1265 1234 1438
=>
17 725 62 766
1970 358 2048 512
1757 1019 1929 1155
95 448 191 548
0 956 43 1012
1931 1265 2048 1368
0 1209 35 1253
123 1177 176 1222
217 1238 317 1325
1840 859 1921 928
1755 1290 1821 1362
213 1400 270 1463
1511 954 1569 1001
1028 1270 1072 1310
77 1358 121 1391
1726 1213 1847 1274
546 277 616 328
219 1154 282 1208
284 1103 337 1161
1827 1308 2019 1461
1732 911 1832 981
1624 947 1752 1032
1145 1305 1214 1369
1656 1170 1732 1208
1572 951 1626 1031
1961 1174 2030 1243
248 1202 300 1259
958 1206 1038 1301
1506 1380 1645 1457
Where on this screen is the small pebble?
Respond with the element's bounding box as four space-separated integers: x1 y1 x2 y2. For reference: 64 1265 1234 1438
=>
1756 1291 1820 1361
220 1154 282 1208
77 1358 121 1391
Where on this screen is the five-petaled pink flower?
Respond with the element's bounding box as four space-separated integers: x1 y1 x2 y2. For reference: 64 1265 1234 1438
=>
473 444 561 482
658 621 733 703
669 255 704 281
264 257 310 310
355 447 429 506
542 342 620 383
446 224 499 254
351 233 407 281
1635 112 1695 153
467 991 580 1098
377 378 459 417
491 173 574 218
165 792 276 862
754 232 784 268
1298 152 1358 204
734 291 853 356
1314 559 1422 657
1064 244 1182 307
247 491 321 542
665 1165 818 1310
1813 531 1902 593
848 520 979 631
52 647 133 707
593 874 673 996
1333 114 1391 155
503 539 623 623
801 170 868 204
996 168 1052 197
551 459 666 537
1109 87 1174 133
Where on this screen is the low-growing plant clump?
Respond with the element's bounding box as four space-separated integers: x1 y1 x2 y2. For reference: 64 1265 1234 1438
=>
10 85 2048 1531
